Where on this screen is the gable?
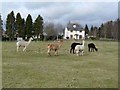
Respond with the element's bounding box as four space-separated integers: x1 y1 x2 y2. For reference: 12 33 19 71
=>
67 23 83 31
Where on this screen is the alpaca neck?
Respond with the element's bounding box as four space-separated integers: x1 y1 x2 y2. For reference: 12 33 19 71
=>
59 44 62 48
58 40 63 48
27 38 32 45
82 40 85 46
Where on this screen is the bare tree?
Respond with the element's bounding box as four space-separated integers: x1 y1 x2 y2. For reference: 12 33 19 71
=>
44 22 57 36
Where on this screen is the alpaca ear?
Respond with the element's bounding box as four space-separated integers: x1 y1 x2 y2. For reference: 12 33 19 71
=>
30 37 33 40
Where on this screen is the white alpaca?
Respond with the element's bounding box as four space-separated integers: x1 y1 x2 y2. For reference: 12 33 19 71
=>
75 40 85 56
16 37 33 52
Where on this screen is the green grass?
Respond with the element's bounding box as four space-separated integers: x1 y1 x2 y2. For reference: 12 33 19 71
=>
2 40 118 88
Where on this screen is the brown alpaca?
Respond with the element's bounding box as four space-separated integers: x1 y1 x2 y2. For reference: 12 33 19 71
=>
47 40 63 56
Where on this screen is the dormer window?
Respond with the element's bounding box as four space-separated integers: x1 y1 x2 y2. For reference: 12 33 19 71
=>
73 25 76 28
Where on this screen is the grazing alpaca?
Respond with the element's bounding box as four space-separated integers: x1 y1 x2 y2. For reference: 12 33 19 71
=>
47 40 63 56
75 40 85 56
70 42 82 54
88 43 98 52
16 37 33 52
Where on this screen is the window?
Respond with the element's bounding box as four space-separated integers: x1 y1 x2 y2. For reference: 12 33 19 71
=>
79 35 82 39
70 35 73 39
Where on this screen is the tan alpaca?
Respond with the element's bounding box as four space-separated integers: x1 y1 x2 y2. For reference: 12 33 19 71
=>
47 40 63 56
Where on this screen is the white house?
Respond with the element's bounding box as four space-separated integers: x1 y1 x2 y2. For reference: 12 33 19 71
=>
63 23 85 40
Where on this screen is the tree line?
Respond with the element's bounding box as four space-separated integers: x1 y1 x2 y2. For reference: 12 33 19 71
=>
1 11 64 41
84 19 119 40
0 11 119 41
4 11 44 41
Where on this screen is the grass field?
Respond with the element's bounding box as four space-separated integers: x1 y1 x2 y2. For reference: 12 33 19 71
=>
2 40 118 88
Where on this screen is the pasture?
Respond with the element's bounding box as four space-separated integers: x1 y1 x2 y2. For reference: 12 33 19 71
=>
2 40 118 88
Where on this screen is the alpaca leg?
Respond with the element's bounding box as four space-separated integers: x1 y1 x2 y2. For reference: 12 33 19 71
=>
80 52 82 56
77 53 79 56
76 50 79 56
23 46 26 51
88 47 90 52
73 48 75 54
17 46 19 52
47 49 51 56
55 51 57 56
81 51 83 56
48 52 51 56
55 50 58 56
91 48 93 52
70 48 72 53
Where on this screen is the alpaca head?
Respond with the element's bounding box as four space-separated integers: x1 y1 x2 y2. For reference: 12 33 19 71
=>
95 47 98 51
58 39 63 43
28 37 33 44
58 39 63 47
30 37 33 41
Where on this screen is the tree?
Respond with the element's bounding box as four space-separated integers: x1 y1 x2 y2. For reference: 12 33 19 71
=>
106 21 113 38
6 11 15 41
0 14 3 40
44 22 57 40
97 27 101 38
112 19 119 39
90 25 94 36
55 23 64 35
33 15 43 40
25 14 33 39
84 24 89 35
15 13 23 37
0 14 3 30
54 23 64 40
21 19 25 39
100 23 105 38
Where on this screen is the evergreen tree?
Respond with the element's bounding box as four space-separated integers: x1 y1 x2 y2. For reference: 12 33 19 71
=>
21 19 25 39
0 14 3 40
0 14 3 30
6 11 15 41
25 14 33 39
97 27 101 38
90 25 94 36
84 24 89 35
33 15 43 40
15 13 23 37
100 23 104 38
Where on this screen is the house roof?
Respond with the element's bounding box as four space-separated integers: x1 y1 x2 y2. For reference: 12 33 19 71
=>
67 22 83 31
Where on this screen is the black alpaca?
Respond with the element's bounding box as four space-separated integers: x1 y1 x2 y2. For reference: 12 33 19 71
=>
70 42 82 54
88 43 98 52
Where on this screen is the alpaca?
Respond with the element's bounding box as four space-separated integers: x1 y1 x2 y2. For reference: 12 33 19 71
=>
88 43 98 52
70 42 82 54
16 37 33 52
75 40 85 56
47 40 63 56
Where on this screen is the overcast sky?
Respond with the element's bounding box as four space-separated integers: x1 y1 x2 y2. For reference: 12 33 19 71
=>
1 0 118 29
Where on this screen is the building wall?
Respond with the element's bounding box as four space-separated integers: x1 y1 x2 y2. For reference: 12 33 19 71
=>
64 27 85 39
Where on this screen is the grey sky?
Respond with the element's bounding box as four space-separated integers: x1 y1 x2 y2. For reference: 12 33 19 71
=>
1 1 118 29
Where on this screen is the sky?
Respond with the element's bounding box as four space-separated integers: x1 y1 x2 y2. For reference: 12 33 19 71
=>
0 0 119 29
